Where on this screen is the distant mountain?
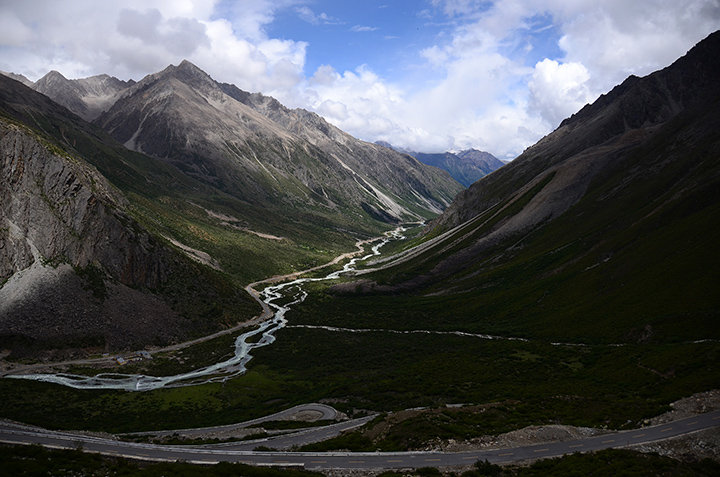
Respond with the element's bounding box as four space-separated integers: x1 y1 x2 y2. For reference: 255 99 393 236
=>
415 149 504 187
350 30 720 344
32 70 135 121
376 142 505 187
0 70 33 87
95 60 461 221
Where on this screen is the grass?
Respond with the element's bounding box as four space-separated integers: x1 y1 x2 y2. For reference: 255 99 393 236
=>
0 444 323 477
1 327 716 441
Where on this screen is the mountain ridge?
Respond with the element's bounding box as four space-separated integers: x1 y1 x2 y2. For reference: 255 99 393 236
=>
374 141 505 187
94 60 461 222
333 30 720 344
32 70 135 122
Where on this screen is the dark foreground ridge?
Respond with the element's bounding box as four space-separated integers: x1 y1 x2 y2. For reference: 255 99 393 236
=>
0 408 718 470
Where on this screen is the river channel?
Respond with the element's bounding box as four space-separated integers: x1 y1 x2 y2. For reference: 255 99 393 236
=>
6 228 404 391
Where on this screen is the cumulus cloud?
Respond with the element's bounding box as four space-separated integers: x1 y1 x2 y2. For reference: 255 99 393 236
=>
0 0 306 95
529 59 593 127
320 0 720 156
117 8 209 57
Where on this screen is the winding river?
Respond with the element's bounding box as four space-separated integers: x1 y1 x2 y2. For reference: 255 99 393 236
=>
6 228 405 391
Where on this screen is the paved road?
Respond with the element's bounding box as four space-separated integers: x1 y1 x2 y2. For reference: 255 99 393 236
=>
125 403 341 438
1 410 718 470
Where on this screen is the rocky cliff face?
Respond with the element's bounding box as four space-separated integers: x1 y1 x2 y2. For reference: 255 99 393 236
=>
0 117 192 289
0 119 193 355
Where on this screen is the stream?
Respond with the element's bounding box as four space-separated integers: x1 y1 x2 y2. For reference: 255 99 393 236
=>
6 228 405 391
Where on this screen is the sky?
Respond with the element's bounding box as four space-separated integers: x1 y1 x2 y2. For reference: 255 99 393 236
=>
1 1 719 159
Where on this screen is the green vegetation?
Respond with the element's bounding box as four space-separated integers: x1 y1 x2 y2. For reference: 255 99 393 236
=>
1 327 716 439
0 444 323 477
380 450 720 476
73 263 108 300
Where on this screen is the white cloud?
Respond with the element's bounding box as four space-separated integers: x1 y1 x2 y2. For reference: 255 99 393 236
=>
296 6 341 25
1 0 718 159
0 11 34 46
556 0 720 89
529 59 593 127
0 0 306 95
271 0 720 158
350 25 379 32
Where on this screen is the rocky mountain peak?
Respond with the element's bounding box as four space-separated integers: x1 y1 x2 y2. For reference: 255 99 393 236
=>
32 70 133 121
0 70 34 87
34 70 74 96
37 69 68 83
152 59 217 93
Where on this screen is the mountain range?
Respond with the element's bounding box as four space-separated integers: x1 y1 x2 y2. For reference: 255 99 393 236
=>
0 26 718 468
376 141 506 187
1 29 719 365
0 61 462 358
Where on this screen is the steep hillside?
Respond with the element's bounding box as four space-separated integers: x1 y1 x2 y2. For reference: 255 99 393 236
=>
95 61 461 223
0 75 263 358
319 30 720 344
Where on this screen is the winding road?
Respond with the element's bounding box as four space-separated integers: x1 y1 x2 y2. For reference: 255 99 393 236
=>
1 408 718 470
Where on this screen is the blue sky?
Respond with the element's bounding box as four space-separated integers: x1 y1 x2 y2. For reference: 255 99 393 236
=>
1 0 719 158
263 1 563 90
265 1 471 83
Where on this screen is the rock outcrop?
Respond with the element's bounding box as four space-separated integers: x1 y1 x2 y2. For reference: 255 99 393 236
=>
0 120 193 355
